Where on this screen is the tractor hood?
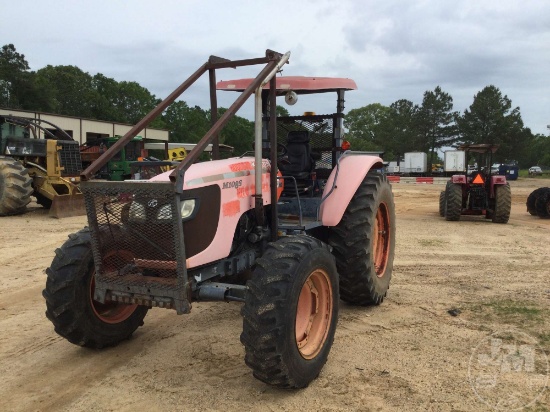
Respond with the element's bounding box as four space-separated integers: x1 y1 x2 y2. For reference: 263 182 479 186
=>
149 157 271 190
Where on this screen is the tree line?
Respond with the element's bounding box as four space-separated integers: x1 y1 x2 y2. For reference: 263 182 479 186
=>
1 44 548 168
0 44 256 156
345 86 549 168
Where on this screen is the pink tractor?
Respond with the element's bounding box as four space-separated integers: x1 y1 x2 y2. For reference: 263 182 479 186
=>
43 50 396 388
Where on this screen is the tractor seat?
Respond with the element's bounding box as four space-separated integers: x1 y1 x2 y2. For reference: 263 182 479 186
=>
279 131 315 180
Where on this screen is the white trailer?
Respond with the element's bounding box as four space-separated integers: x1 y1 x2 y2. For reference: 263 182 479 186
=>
444 150 466 172
402 152 427 174
386 161 400 174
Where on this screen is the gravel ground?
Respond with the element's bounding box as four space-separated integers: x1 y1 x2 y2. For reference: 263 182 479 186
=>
0 177 548 411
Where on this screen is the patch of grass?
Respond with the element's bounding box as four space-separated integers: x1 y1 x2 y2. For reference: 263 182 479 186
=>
464 299 550 354
467 300 550 351
537 333 550 347
483 300 544 322
518 169 550 178
525 403 549 412
417 238 448 247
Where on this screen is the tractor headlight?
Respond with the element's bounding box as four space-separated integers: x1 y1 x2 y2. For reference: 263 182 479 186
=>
128 202 146 222
180 199 196 219
153 200 196 221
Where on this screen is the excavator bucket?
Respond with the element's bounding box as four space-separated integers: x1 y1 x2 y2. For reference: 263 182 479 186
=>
48 193 86 218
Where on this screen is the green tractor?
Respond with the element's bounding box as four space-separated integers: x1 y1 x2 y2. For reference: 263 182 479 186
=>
80 135 144 181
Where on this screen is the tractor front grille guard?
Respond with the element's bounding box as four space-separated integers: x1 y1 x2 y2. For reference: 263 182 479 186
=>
81 180 190 314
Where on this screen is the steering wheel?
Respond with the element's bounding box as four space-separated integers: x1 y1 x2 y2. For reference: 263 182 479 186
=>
276 143 287 158
252 142 287 158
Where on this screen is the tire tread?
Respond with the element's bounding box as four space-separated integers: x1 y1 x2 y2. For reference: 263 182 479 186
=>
43 228 148 348
0 156 33 216
241 235 338 389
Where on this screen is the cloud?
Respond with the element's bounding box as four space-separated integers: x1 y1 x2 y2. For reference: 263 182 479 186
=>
2 0 550 134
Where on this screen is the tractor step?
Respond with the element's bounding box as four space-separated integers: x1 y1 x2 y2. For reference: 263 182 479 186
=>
278 216 322 232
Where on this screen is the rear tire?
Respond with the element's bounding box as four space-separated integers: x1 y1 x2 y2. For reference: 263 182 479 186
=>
439 191 446 217
43 227 148 348
445 183 462 221
0 157 32 216
527 187 548 216
535 188 550 219
241 235 338 389
328 172 395 305
492 183 511 223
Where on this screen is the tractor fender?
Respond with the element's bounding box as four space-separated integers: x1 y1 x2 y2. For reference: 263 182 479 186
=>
451 175 467 184
319 154 384 227
490 175 507 197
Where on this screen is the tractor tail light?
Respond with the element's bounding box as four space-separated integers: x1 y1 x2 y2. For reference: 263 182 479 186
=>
341 140 351 150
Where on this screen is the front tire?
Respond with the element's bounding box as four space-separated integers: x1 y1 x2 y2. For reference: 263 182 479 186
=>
328 172 395 305
43 228 148 348
241 235 339 389
492 183 511 223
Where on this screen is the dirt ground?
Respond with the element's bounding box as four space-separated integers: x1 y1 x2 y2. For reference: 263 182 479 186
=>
1 178 549 412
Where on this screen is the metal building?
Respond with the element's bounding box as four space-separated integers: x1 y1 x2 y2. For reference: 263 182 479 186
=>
0 108 169 144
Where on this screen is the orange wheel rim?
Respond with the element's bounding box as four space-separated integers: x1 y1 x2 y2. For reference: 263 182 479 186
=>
373 202 391 278
295 269 333 359
90 250 138 324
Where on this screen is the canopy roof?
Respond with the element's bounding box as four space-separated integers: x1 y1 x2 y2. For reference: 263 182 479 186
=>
217 76 357 95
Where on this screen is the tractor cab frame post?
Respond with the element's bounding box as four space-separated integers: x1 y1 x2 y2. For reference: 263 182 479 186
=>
269 76 278 241
334 89 345 166
251 52 291 236
209 67 220 160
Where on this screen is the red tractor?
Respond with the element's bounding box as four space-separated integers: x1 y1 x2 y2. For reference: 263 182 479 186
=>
441 144 511 223
43 50 396 388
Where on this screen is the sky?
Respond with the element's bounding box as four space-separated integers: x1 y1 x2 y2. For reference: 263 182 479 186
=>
2 0 550 135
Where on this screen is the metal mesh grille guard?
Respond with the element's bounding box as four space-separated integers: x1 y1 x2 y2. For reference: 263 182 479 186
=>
81 180 190 314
